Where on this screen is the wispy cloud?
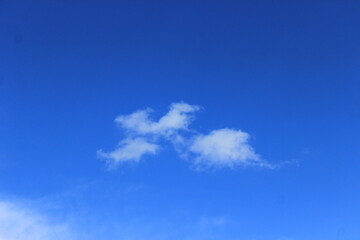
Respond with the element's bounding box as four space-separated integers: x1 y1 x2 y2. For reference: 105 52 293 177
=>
198 216 227 227
98 102 274 170
97 138 159 168
0 201 75 240
115 102 200 136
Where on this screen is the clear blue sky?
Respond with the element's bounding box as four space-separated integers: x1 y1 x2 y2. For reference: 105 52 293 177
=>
0 0 360 239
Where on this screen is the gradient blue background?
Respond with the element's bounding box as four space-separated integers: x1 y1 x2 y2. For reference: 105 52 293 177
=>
1 0 360 239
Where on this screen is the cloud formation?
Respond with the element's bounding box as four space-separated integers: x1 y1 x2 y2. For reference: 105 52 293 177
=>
98 102 274 169
190 128 269 168
115 102 200 136
97 138 159 168
0 201 74 240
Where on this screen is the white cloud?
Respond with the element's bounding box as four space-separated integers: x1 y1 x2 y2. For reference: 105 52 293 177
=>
98 102 199 168
99 102 275 170
0 201 74 240
97 138 159 168
115 102 200 136
190 128 272 169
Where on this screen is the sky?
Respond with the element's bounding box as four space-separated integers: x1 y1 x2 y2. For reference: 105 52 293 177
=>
0 0 360 239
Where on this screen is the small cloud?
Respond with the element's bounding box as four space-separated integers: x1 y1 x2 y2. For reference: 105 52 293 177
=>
115 102 200 136
189 128 271 169
97 138 159 168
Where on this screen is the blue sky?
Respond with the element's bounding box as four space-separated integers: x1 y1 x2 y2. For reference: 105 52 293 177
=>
1 0 360 239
